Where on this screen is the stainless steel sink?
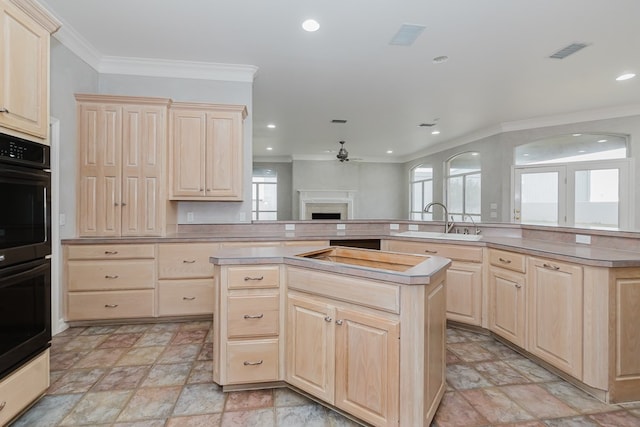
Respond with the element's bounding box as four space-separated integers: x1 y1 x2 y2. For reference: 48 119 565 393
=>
394 231 482 241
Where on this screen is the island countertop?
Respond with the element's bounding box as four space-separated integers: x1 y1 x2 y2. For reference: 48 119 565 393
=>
209 245 452 285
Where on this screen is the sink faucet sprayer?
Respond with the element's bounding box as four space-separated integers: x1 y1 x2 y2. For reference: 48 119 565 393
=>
423 202 455 233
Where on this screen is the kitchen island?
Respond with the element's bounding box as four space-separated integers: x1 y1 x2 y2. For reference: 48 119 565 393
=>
209 245 451 427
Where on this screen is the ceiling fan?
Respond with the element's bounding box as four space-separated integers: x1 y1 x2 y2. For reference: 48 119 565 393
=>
336 141 349 162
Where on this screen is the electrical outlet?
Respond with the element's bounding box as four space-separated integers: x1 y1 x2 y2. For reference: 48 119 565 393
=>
389 223 399 230
408 224 419 231
575 234 591 244
285 224 295 231
187 212 194 223
59 213 66 226
336 224 346 230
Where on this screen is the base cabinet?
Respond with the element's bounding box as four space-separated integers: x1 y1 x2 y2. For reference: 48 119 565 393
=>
286 293 400 427
528 256 583 378
489 267 526 347
0 350 49 426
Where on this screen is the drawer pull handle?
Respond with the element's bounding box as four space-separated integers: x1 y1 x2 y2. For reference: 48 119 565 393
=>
424 249 438 254
243 360 263 366
0 107 9 113
543 263 560 271
324 316 332 322
104 304 119 308
244 276 264 281
244 313 264 319
183 260 196 264
104 275 119 279
0 401 5 411
515 284 523 289
104 251 119 255
335 319 344 326
498 257 512 264
183 296 196 301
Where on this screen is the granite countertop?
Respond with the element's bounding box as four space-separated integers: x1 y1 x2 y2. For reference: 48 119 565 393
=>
62 230 640 268
209 245 452 285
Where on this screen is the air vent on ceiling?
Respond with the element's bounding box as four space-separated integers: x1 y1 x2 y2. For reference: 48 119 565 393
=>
331 119 347 124
549 42 589 59
418 123 436 127
389 24 426 46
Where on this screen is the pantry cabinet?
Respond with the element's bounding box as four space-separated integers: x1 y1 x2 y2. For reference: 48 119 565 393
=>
527 256 583 378
170 102 247 201
0 0 59 142
76 94 176 237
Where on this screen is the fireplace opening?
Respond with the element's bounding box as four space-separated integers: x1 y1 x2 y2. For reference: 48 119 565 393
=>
312 212 341 220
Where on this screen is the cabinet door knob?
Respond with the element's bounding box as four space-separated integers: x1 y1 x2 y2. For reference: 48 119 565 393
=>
244 276 264 281
104 304 119 308
324 316 332 322
499 257 512 264
424 249 438 254
104 251 119 255
335 319 344 326
244 313 264 319
0 400 6 411
121 202 127 206
243 360 263 366
114 202 119 206
543 263 560 271
183 296 196 301
104 275 119 279
0 107 9 113
183 260 196 264
515 284 523 289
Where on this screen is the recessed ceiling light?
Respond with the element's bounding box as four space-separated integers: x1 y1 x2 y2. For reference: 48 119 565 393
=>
616 73 636 81
431 130 440 135
578 150 586 153
472 152 479 156
598 139 607 143
267 124 276 129
572 133 582 137
302 19 320 32
386 150 393 154
433 55 449 64
266 147 273 151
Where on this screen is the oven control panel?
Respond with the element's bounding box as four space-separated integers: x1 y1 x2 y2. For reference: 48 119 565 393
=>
0 135 49 167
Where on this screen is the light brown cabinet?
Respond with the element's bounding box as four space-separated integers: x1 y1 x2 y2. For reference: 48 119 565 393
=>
527 256 583 378
65 244 156 321
213 264 282 385
286 292 400 427
76 94 176 237
0 350 49 426
0 0 59 142
157 242 218 316
488 249 527 347
170 102 247 201
382 239 484 325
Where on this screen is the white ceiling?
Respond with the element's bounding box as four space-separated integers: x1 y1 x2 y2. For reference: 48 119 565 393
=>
39 0 640 162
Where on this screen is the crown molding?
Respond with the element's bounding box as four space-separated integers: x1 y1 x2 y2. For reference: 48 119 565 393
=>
99 56 258 82
50 19 102 70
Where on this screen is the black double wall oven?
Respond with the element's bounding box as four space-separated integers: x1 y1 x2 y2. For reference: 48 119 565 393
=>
0 133 52 381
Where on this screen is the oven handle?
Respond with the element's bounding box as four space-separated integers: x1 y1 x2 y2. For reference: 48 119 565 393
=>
0 260 50 288
0 163 50 181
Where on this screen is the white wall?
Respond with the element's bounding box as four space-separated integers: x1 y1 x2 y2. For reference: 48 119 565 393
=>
291 160 406 219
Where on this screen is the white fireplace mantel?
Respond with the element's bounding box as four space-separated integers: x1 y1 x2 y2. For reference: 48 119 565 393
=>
298 189 356 220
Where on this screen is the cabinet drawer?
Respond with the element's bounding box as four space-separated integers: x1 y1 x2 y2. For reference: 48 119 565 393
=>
0 350 49 426
227 265 280 289
227 294 279 338
67 290 154 320
158 279 214 316
489 249 526 273
67 260 155 291
226 339 279 384
66 244 155 260
158 243 218 279
158 280 214 316
385 240 483 262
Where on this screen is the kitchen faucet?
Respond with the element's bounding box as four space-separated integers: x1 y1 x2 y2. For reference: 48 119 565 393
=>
463 214 481 235
424 202 454 233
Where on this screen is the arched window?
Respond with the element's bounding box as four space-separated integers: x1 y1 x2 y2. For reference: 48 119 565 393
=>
409 165 433 220
446 152 481 222
513 133 630 229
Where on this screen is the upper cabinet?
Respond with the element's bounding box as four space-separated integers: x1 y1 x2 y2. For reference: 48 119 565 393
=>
0 0 60 142
169 102 247 201
76 94 176 237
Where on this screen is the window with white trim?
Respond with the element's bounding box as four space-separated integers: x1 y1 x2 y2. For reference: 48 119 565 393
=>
252 168 277 221
446 152 481 222
409 165 433 220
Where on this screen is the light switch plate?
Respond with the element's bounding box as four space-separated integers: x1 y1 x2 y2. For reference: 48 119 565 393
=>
285 224 295 231
575 234 591 244
408 224 419 231
336 224 346 230
389 223 399 230
187 212 194 223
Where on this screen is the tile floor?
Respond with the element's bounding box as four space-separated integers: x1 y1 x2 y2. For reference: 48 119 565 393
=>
10 321 640 427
